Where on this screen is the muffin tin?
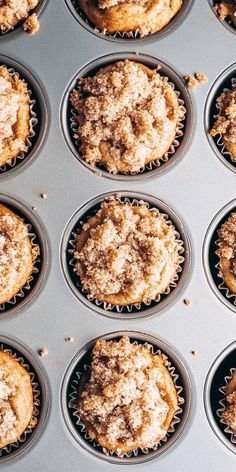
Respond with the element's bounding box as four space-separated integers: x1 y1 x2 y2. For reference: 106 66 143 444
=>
1 0 236 471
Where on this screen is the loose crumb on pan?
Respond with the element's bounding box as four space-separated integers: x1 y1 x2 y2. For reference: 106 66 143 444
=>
40 193 47 199
32 206 37 211
217 213 236 277
191 350 198 356
184 298 191 305
23 13 39 35
185 72 208 89
38 348 48 357
221 391 236 431
65 337 74 343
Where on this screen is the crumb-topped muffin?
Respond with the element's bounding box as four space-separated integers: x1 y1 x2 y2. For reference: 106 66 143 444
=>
0 0 39 33
0 204 39 305
217 213 236 294
214 1 236 27
210 86 236 160
71 60 183 175
0 350 35 448
221 370 236 434
78 336 178 456
0 66 30 168
78 0 183 37
73 196 182 306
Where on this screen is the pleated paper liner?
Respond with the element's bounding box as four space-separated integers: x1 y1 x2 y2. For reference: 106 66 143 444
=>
65 333 190 462
0 65 40 175
217 368 236 445
0 197 46 318
69 77 186 178
67 194 186 315
209 77 236 171
0 342 41 460
0 0 46 37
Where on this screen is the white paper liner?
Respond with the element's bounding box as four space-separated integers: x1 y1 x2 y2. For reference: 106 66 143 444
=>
0 66 38 174
216 368 236 444
214 227 236 306
68 196 185 313
68 339 185 458
0 218 41 312
210 77 236 167
70 77 186 176
0 343 41 457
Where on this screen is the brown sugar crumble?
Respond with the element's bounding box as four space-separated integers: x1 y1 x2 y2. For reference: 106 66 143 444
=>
210 87 236 160
185 73 208 89
217 213 236 276
214 2 236 26
38 348 48 357
23 13 39 35
184 298 191 305
221 391 236 431
0 0 39 33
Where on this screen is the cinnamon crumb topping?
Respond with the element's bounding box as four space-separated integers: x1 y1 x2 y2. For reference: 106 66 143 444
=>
184 298 191 305
23 12 39 35
214 1 236 26
210 87 236 147
0 0 39 32
185 72 208 89
195 72 208 84
221 391 236 431
217 213 236 276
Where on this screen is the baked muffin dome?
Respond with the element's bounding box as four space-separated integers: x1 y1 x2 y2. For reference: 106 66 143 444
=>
78 0 183 37
217 213 236 294
210 86 236 161
71 60 183 175
0 204 38 305
0 351 34 448
78 336 178 456
73 196 182 306
0 0 39 32
0 66 30 168
221 370 236 434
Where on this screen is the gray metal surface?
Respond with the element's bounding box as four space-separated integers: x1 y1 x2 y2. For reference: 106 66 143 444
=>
1 0 236 470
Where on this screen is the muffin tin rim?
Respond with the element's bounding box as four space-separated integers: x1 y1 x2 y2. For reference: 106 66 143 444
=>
60 330 193 465
0 192 50 320
64 0 194 44
0 333 51 465
203 340 236 455
0 53 50 179
202 197 236 313
60 190 192 320
60 51 195 182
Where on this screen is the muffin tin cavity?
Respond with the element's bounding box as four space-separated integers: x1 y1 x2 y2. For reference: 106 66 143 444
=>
0 0 47 38
204 341 236 455
210 1 236 35
65 0 192 43
60 52 194 181
205 62 236 174
61 331 192 464
0 194 49 319
203 198 236 313
0 335 50 464
60 191 192 319
0 55 48 177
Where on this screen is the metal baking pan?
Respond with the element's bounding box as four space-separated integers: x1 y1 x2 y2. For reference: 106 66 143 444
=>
1 0 236 471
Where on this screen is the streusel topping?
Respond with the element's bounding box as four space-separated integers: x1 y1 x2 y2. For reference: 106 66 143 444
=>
74 197 182 304
79 337 174 455
0 0 39 32
214 1 236 26
217 213 236 276
221 390 236 431
99 0 149 9
210 88 236 145
0 370 17 443
71 60 182 174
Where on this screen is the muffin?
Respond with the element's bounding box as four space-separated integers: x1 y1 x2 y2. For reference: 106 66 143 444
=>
0 350 35 448
78 0 183 37
0 0 39 33
0 66 30 168
217 213 236 294
78 336 178 456
214 1 236 27
0 204 39 305
73 195 182 306
220 370 236 434
210 85 236 160
70 60 184 175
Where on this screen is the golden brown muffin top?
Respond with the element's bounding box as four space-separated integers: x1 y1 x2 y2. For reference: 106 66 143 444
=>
221 391 236 432
71 60 181 174
0 0 39 31
210 87 236 145
0 368 17 444
79 336 177 455
217 213 236 276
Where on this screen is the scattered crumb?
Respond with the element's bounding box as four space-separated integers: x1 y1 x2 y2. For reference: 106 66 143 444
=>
32 206 37 211
23 13 40 35
191 350 198 357
40 193 48 200
65 337 74 343
185 72 208 89
184 298 191 306
38 348 48 357
95 171 102 177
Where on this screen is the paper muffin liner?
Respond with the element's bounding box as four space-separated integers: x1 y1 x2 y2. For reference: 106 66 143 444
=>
0 66 38 174
0 219 41 313
0 343 41 457
210 77 236 168
70 75 186 176
214 223 236 306
68 339 185 458
68 195 185 313
216 368 236 444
